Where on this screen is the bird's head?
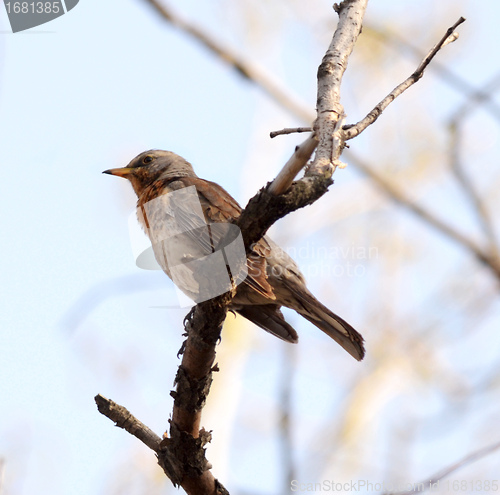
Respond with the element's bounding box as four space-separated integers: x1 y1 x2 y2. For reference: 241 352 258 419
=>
103 149 196 196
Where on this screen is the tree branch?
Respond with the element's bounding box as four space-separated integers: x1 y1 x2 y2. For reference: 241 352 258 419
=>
268 134 318 195
95 394 162 452
156 297 231 494
371 26 500 124
270 127 313 138
310 0 368 176
237 172 332 250
95 393 229 494
343 17 465 140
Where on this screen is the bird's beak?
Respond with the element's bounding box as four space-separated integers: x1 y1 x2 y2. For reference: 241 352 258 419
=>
102 167 133 178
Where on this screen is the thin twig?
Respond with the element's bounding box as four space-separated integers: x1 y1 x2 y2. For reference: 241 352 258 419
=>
95 394 162 452
371 26 500 123
344 17 466 140
270 127 313 138
268 134 318 195
383 439 500 495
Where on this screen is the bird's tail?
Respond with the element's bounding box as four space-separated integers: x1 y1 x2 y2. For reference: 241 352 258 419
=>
294 290 365 360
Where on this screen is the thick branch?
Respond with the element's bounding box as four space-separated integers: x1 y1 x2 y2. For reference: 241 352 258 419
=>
160 296 231 493
310 0 368 176
238 174 332 251
170 298 229 436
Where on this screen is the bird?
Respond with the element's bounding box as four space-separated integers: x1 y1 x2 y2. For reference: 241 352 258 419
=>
103 150 365 360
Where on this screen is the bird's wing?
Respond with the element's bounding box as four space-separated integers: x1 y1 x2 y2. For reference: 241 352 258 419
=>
183 177 276 300
140 177 275 300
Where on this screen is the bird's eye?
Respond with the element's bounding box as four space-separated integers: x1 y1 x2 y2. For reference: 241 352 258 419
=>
142 155 154 165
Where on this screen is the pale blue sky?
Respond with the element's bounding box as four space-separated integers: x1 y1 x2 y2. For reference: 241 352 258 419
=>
2 1 500 494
